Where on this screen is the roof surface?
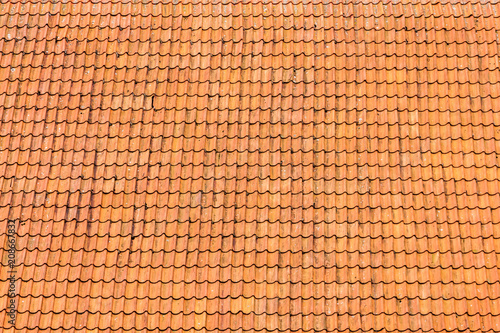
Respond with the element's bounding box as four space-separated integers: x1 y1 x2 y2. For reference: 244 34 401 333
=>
1 0 500 332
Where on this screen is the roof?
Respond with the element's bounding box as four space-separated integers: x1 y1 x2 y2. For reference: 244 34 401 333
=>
1 0 500 332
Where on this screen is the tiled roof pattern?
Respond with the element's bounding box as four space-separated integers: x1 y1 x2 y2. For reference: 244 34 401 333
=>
1 0 500 332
